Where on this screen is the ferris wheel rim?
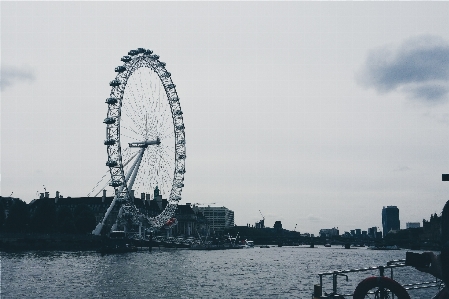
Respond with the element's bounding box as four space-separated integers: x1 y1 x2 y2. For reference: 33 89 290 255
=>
104 48 186 228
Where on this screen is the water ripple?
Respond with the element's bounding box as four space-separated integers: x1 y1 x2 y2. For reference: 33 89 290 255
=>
1 247 441 298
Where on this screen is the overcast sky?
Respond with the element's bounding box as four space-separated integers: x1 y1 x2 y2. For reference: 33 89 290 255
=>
2 1 449 235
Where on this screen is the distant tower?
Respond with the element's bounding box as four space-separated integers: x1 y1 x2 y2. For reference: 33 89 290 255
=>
274 221 283 233
154 186 163 210
382 206 400 237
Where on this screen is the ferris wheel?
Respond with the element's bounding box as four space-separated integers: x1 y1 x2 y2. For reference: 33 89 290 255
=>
92 48 186 235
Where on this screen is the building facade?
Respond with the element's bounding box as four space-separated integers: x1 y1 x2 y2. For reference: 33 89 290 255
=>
406 222 421 229
368 227 378 238
382 206 400 237
195 206 234 232
319 227 339 238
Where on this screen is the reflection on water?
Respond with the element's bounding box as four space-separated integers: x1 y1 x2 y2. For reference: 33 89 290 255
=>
1 247 441 298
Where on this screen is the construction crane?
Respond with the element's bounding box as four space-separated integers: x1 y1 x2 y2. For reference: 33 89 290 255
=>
259 210 265 221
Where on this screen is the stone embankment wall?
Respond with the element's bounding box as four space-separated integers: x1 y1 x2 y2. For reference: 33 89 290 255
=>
0 233 103 251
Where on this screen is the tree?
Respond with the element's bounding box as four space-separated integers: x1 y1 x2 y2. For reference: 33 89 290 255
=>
31 199 57 233
74 204 96 234
4 199 29 232
57 206 76 234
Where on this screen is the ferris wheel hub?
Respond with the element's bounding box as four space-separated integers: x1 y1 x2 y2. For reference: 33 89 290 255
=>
128 138 161 148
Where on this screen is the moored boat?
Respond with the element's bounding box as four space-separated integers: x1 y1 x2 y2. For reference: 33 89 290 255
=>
98 231 138 254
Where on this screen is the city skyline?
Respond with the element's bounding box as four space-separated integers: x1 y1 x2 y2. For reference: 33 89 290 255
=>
2 2 449 235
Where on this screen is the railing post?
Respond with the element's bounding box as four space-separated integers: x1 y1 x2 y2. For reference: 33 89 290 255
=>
391 267 395 299
313 284 322 299
333 271 337 294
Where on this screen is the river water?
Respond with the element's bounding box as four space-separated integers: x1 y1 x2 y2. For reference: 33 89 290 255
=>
0 246 442 298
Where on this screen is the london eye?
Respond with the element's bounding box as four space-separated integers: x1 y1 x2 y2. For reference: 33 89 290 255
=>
92 48 186 235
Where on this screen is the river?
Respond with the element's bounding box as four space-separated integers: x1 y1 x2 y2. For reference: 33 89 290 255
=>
0 246 442 298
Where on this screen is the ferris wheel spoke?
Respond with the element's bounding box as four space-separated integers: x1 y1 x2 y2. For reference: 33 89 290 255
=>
120 125 142 140
122 104 146 137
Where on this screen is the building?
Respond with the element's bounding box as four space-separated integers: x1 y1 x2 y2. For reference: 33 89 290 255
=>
368 227 378 238
255 219 265 229
195 206 234 232
382 206 400 237
406 222 421 229
319 227 339 238
273 221 283 233
170 203 209 237
422 213 441 242
25 188 214 237
0 196 22 219
28 188 168 232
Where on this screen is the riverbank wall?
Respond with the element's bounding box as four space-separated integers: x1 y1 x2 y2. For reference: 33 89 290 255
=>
0 233 103 251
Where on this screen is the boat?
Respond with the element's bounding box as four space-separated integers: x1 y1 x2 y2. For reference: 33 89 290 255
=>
239 240 255 249
98 231 138 254
260 245 270 248
190 241 241 250
367 245 400 250
324 243 331 247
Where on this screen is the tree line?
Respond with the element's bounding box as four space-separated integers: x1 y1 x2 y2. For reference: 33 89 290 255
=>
0 199 96 234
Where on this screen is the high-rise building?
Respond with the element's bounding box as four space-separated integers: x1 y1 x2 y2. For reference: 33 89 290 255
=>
382 206 400 237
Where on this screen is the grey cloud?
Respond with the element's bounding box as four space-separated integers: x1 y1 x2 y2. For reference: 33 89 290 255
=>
1 66 35 91
407 84 449 102
359 35 449 102
307 215 322 222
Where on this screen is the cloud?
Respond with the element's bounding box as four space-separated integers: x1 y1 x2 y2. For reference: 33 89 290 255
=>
358 35 449 103
0 66 35 91
307 214 322 222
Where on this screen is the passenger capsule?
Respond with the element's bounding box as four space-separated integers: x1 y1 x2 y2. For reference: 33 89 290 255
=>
174 110 183 116
137 48 146 53
104 139 116 146
150 54 160 60
176 124 185 130
161 72 171 78
166 84 176 89
106 160 118 167
178 169 186 174
178 154 186 160
109 79 121 87
170 96 179 102
144 49 153 55
121 56 132 62
178 183 184 188
115 66 126 73
109 180 122 188
128 50 139 56
159 61 166 67
106 97 118 105
177 140 185 144
103 117 116 125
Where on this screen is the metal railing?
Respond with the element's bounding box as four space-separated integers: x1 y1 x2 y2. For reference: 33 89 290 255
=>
313 259 443 298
